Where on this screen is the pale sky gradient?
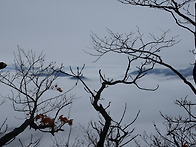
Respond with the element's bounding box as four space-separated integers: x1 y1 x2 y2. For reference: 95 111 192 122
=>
0 0 195 146
0 0 194 67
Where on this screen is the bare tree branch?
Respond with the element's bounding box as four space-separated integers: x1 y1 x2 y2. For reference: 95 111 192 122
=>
117 0 195 34
0 47 75 146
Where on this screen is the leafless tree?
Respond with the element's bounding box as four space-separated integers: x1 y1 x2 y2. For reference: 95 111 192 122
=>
134 97 196 147
69 52 164 146
0 47 75 146
81 104 140 147
117 0 195 35
69 0 195 146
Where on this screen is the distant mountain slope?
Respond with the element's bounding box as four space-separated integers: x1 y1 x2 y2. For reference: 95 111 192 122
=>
33 69 87 79
2 64 193 79
1 65 87 80
131 66 193 78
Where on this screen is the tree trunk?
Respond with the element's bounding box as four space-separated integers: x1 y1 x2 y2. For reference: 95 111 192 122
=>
0 119 32 146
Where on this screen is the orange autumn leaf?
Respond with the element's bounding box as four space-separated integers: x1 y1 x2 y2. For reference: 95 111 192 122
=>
59 115 68 123
35 114 55 126
59 115 73 125
57 87 63 92
41 117 55 126
68 119 73 126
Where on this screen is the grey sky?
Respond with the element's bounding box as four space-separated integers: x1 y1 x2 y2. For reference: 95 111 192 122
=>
0 0 195 146
0 0 194 68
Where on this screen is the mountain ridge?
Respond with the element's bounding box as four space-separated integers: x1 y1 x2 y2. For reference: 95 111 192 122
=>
130 66 193 78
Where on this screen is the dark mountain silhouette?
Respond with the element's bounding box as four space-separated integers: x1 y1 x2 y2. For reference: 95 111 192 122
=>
32 69 87 80
32 70 71 77
2 64 193 79
2 65 87 80
130 66 193 78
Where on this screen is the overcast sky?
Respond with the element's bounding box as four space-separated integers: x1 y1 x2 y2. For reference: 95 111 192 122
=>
0 0 195 146
0 0 194 68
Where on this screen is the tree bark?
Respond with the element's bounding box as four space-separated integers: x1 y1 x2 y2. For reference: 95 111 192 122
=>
93 102 111 147
0 118 32 146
